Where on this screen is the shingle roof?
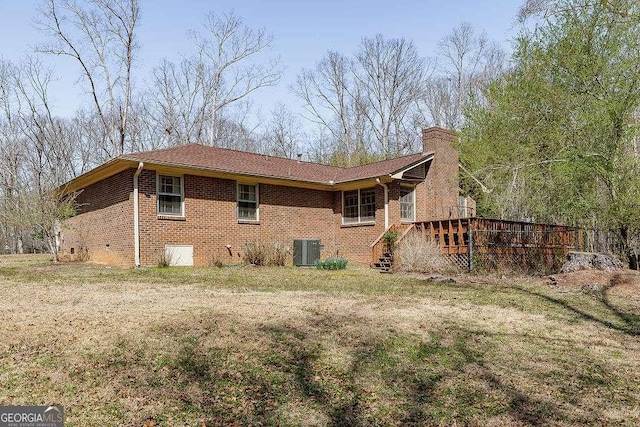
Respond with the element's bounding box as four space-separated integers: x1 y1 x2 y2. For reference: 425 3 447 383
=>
121 143 433 185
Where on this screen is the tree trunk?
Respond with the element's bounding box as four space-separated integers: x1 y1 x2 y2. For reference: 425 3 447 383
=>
16 235 23 254
48 235 58 263
619 226 638 270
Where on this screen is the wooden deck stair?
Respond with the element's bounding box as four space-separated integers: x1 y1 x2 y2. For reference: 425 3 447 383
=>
373 252 393 272
370 223 414 273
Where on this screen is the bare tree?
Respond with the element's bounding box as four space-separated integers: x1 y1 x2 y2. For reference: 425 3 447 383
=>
36 0 140 157
147 58 210 146
306 127 335 165
354 35 430 157
262 103 306 159
294 51 370 165
421 22 506 129
143 11 281 149
189 11 282 146
15 58 82 261
65 114 95 174
0 57 80 260
214 100 261 152
0 60 25 254
14 58 79 187
295 35 429 163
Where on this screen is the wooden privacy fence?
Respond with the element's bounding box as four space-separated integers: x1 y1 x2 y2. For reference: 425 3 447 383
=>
373 218 585 273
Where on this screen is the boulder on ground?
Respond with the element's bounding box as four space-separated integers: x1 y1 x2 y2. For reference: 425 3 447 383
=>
560 251 624 273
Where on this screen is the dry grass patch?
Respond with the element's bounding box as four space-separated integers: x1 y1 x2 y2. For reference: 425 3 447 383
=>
0 255 639 425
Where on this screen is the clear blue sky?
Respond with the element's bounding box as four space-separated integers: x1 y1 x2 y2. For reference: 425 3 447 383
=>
0 0 522 118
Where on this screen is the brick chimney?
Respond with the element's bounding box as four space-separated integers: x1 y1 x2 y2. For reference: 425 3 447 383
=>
422 127 461 219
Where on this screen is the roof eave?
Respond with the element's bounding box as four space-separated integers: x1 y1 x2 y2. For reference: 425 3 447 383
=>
389 154 434 179
60 158 138 195
121 157 339 190
61 152 436 194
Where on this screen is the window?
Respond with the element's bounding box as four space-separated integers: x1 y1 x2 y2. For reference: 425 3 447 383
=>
343 191 359 223
157 175 183 216
400 186 415 222
360 188 376 222
343 188 376 224
237 183 258 221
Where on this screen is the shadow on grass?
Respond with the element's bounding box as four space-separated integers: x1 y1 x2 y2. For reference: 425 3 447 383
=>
404 278 640 338
512 276 640 336
264 322 364 425
451 329 564 427
107 311 607 425
431 274 640 336
601 274 640 335
260 318 567 426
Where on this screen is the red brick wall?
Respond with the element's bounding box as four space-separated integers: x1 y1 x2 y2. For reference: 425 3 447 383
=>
137 170 387 266
422 127 463 220
61 169 135 266
62 169 391 267
413 179 429 222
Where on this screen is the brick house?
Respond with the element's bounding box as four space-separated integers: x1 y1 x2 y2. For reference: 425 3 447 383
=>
60 127 474 267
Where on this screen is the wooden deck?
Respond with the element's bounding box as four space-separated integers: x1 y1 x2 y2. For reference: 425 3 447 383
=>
371 217 582 271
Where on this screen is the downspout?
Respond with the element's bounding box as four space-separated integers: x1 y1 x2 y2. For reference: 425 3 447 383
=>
133 162 144 267
376 178 389 230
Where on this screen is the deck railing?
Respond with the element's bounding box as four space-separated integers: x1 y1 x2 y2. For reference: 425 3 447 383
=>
413 218 471 255
374 217 584 272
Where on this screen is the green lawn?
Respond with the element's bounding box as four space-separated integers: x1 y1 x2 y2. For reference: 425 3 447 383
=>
0 255 638 426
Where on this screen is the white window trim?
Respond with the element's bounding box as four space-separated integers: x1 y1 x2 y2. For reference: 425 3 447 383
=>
342 188 376 225
237 183 259 222
157 173 184 217
400 185 416 223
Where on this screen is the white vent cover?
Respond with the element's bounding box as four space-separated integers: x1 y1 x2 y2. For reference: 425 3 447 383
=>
164 245 194 266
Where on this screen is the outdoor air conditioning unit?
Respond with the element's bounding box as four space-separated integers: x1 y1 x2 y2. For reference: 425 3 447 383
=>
293 239 321 266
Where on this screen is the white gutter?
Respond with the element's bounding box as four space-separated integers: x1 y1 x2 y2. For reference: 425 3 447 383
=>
376 178 389 230
133 162 144 267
